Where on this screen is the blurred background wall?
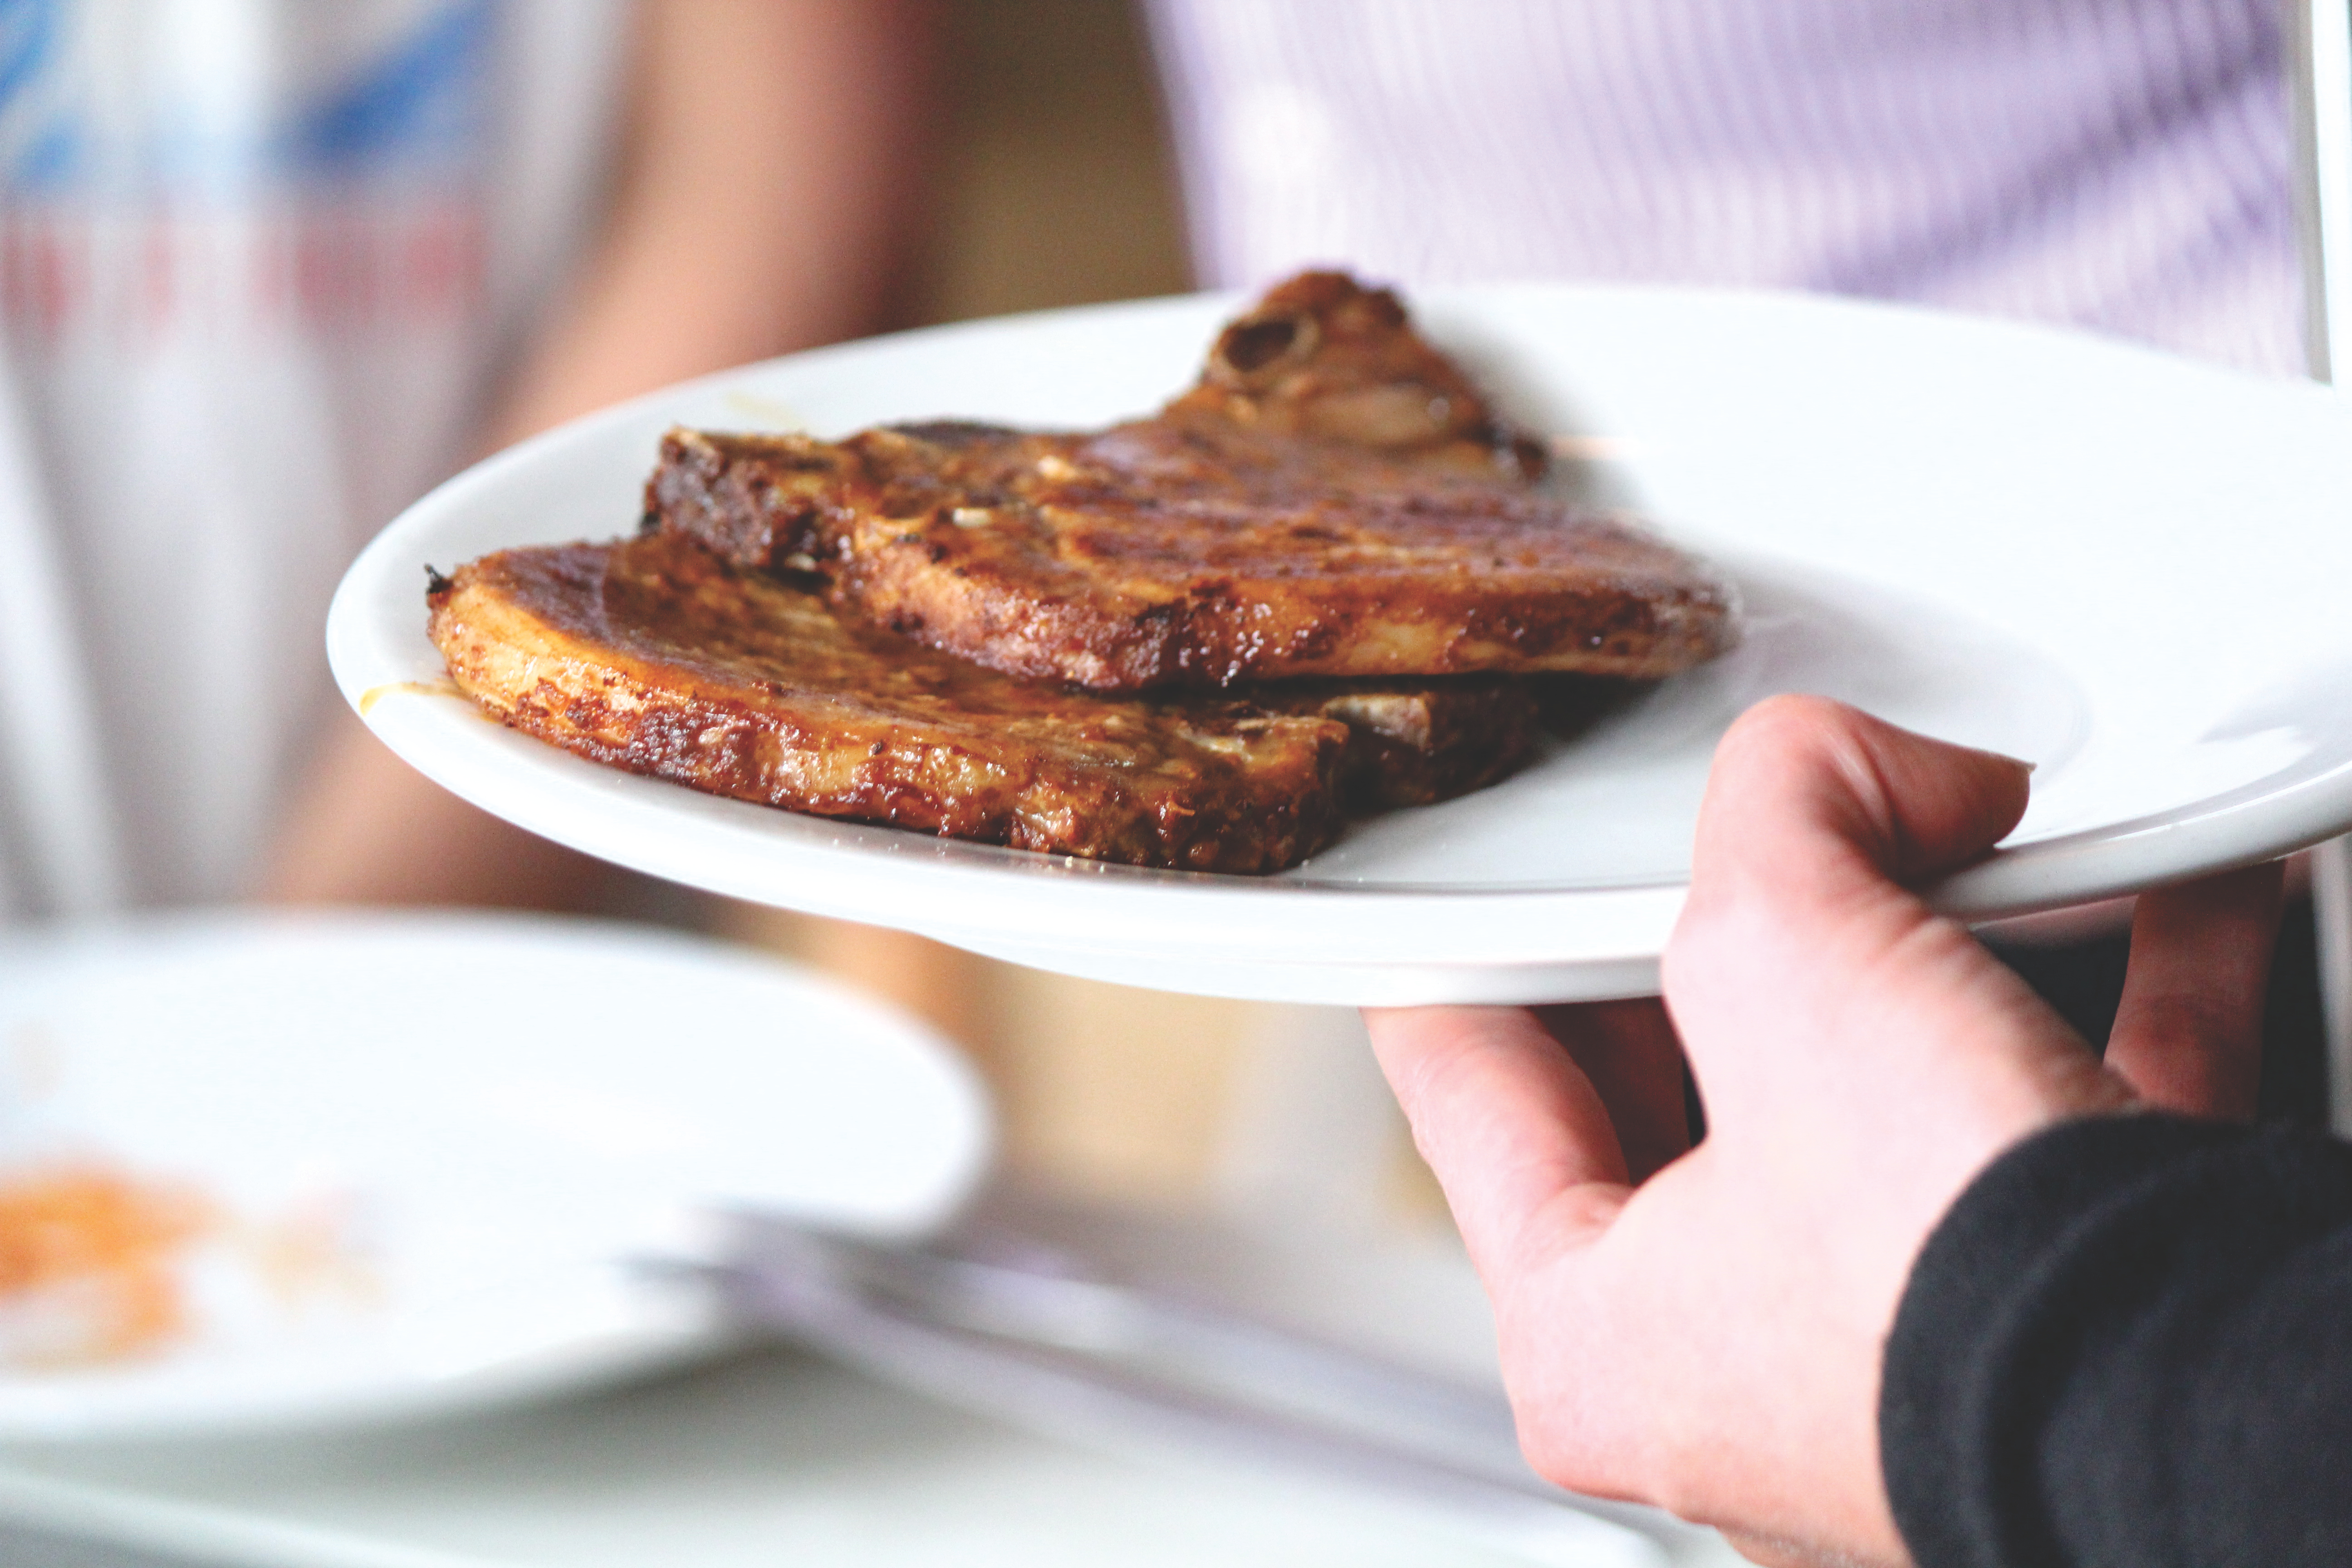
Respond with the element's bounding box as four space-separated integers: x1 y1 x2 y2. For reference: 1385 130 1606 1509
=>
913 0 1190 322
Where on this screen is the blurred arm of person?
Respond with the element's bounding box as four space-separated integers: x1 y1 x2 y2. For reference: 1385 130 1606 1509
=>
259 0 938 911
1368 696 2352 1567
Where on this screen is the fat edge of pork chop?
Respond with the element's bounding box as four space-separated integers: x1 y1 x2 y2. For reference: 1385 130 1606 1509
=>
646 271 1737 692
427 532 1541 874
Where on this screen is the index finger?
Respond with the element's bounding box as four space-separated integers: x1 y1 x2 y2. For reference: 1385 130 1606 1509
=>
1363 1005 1633 1278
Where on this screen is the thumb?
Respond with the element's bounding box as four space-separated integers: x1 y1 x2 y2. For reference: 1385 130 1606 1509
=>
1667 695 2121 1169
1688 695 2031 916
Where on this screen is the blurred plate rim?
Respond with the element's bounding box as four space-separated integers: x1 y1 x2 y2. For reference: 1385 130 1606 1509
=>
0 909 991 1443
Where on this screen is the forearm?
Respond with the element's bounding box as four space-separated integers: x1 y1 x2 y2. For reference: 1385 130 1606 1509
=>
256 706 615 911
486 0 937 444
262 0 938 912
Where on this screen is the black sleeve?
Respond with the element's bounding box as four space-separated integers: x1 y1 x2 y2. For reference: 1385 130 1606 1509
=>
1879 1113 2352 1568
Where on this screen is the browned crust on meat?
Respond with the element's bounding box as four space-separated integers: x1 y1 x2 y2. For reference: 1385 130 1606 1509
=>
426 533 1540 873
651 272 1737 693
642 427 841 574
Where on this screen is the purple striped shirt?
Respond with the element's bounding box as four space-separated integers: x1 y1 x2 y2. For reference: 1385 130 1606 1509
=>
1147 0 2302 375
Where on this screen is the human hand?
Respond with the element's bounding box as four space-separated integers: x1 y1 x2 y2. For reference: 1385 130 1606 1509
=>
1365 696 2283 1565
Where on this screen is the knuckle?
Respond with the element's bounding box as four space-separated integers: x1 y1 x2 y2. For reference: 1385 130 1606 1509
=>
1718 695 1881 806
1513 1416 1590 1491
1720 693 1861 764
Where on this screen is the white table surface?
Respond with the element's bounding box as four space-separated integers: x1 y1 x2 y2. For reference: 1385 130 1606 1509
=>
0 1345 1744 1568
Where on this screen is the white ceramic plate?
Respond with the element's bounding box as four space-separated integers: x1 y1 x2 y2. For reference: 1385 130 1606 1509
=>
328 286 2352 1005
0 914 990 1441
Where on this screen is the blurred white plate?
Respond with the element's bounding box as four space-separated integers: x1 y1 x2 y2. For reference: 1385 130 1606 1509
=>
328 285 2352 1004
0 913 990 1441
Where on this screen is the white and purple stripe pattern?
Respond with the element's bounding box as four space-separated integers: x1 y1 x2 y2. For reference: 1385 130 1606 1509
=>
1147 0 2302 375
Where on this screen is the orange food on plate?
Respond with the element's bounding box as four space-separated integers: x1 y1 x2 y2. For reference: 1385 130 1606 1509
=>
0 1165 215 1367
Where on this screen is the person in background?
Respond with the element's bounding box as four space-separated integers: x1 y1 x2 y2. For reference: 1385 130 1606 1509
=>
0 0 935 921
1146 0 2295 373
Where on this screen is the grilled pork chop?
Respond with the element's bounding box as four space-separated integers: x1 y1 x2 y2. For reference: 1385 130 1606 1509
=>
427 531 1541 874
651 271 1735 692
